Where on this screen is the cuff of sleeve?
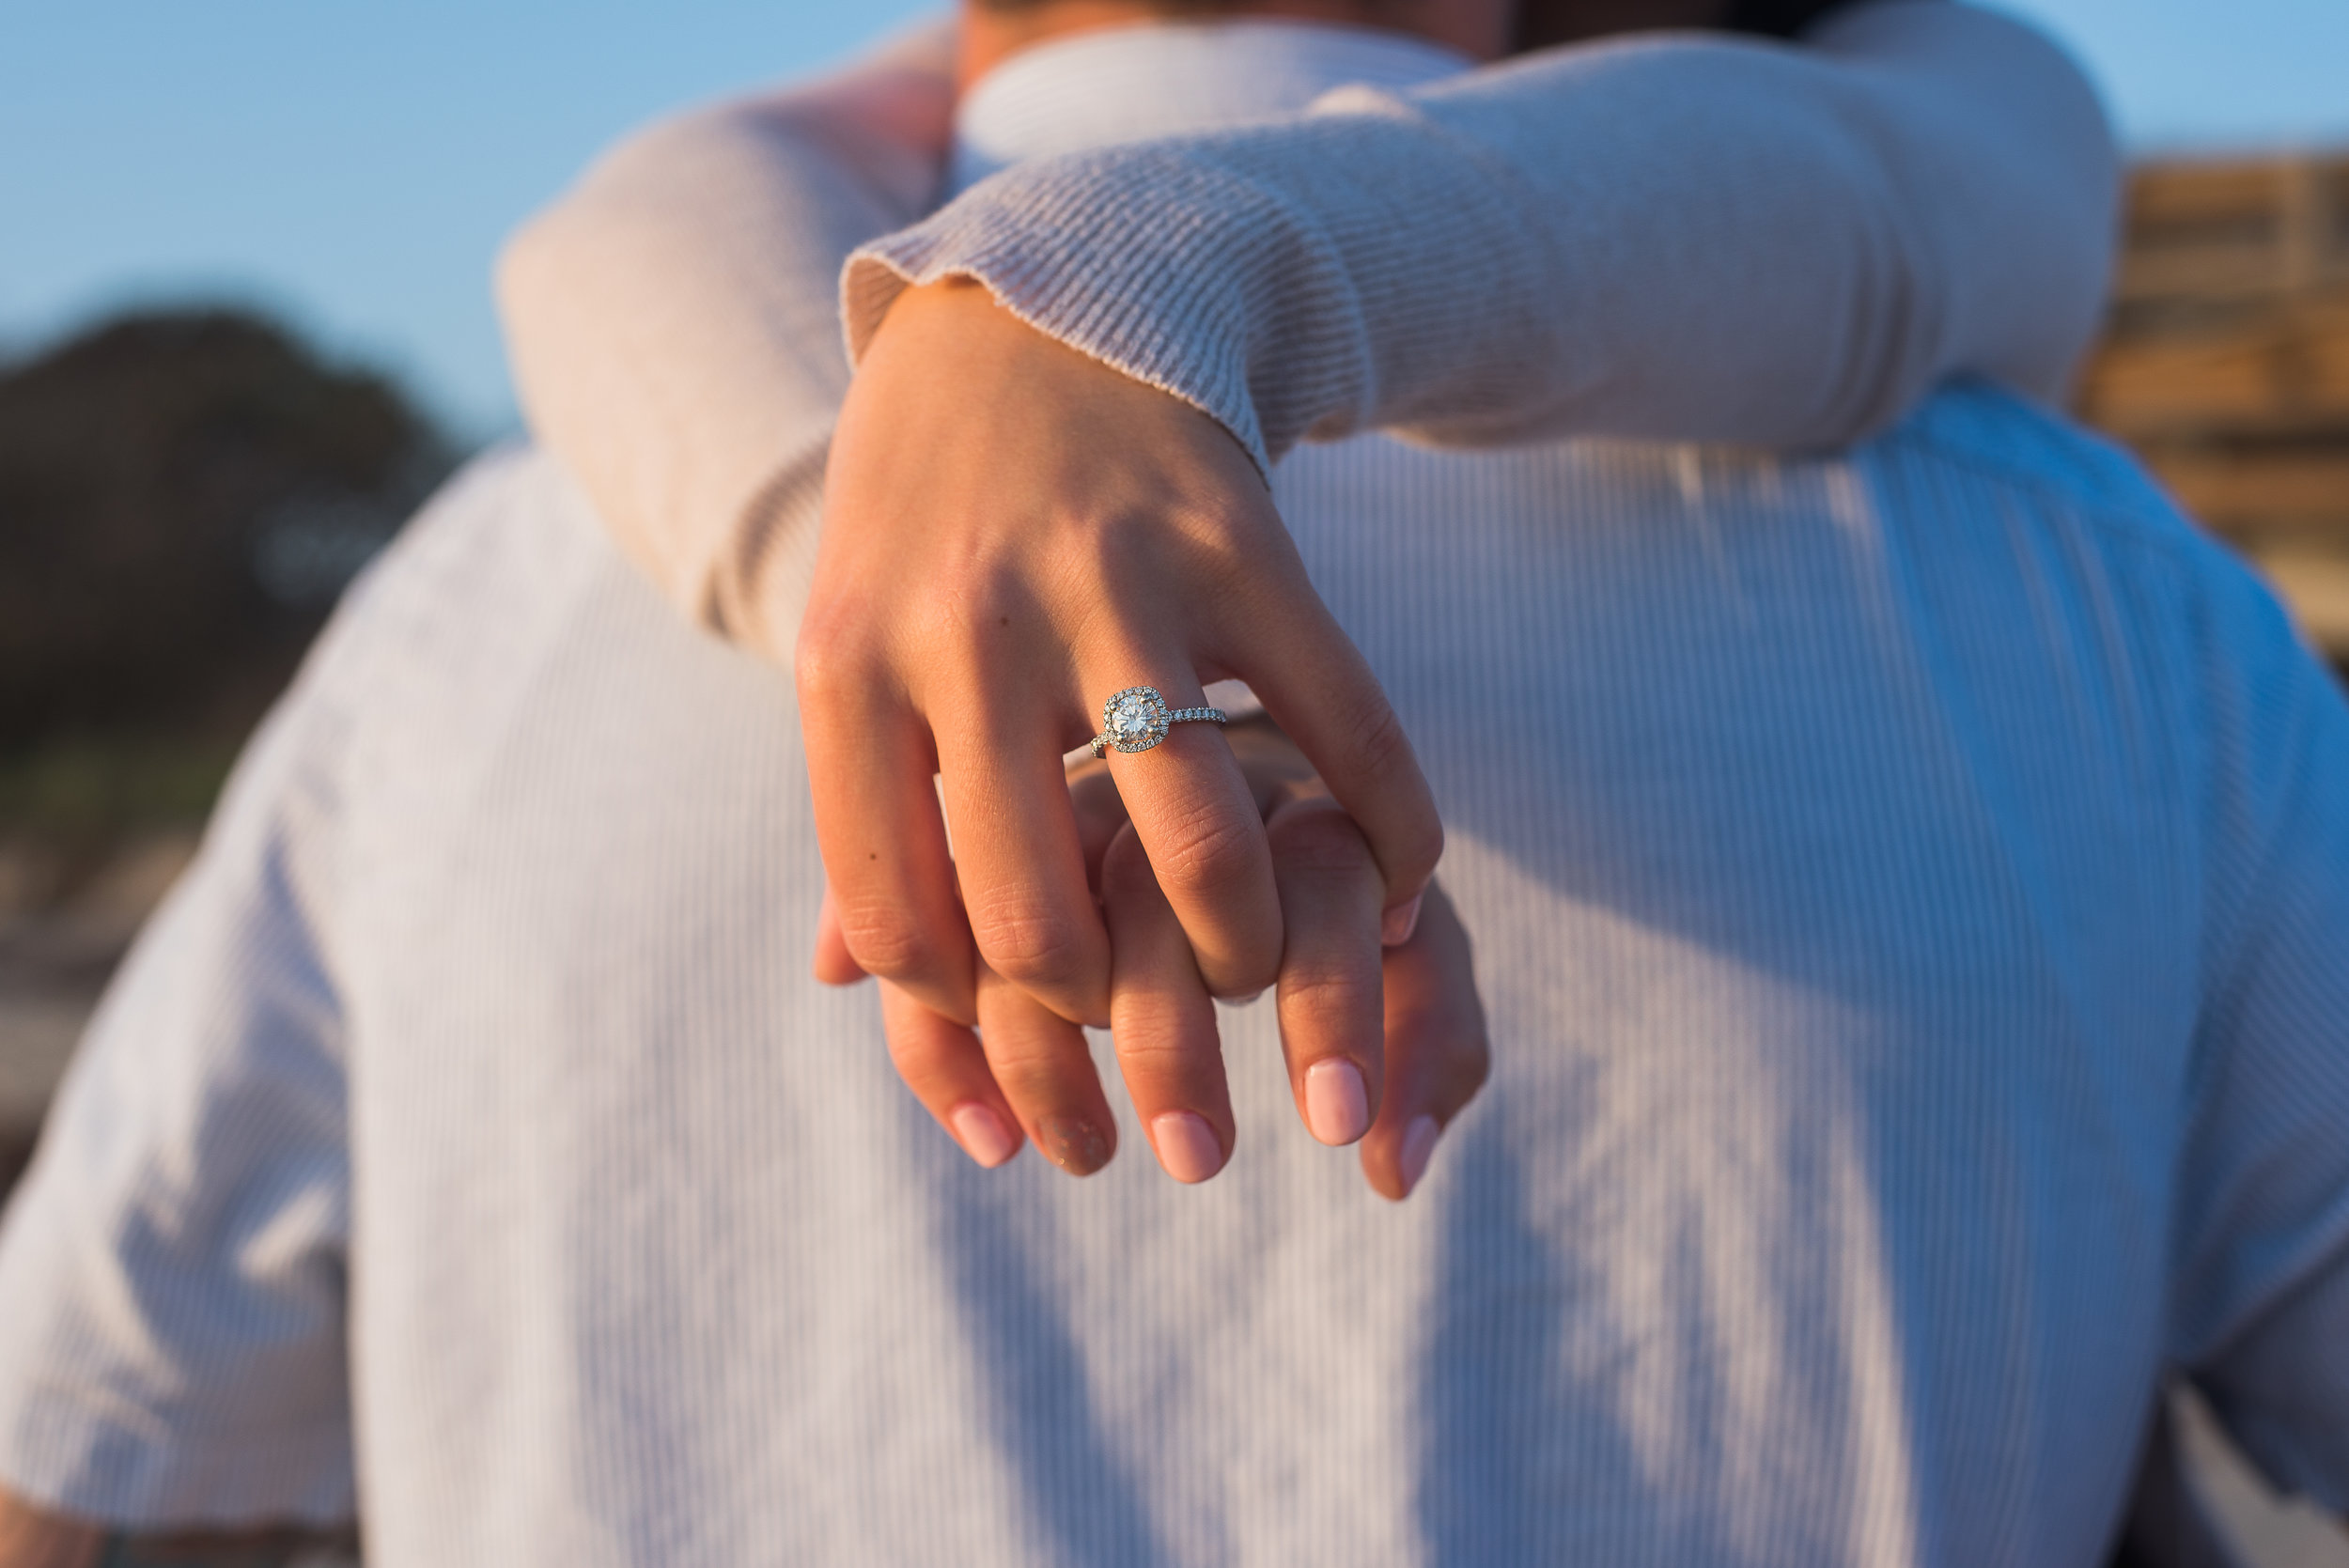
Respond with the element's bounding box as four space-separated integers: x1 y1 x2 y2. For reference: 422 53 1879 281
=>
841 147 1356 482
838 95 1553 477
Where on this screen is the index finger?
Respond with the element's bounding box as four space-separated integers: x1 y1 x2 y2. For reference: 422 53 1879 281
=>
1100 824 1233 1184
798 685 977 1024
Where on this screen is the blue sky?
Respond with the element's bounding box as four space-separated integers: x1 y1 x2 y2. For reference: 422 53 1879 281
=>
5 1 2344 440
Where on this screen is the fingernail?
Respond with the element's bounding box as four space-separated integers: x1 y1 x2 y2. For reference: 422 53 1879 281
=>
950 1103 1019 1168
1304 1059 1371 1146
1381 893 1424 948
1038 1113 1112 1176
1397 1114 1440 1196
1150 1110 1224 1184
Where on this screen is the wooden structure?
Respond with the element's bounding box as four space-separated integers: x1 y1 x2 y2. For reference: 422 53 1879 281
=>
2079 153 2349 653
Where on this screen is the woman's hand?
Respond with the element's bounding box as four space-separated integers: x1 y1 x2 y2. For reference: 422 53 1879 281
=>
817 722 1488 1200
0 1491 95 1568
798 279 1443 1032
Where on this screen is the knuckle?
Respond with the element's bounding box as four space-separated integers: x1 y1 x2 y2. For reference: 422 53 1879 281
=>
1276 963 1374 1028
1330 700 1443 874
1266 802 1377 881
833 908 937 982
1211 945 1282 1001
968 898 1096 994
976 1029 1065 1080
791 624 879 712
1112 1028 1209 1076
1149 803 1265 902
1335 691 1415 785
977 1043 1093 1114
1098 829 1161 906
881 1018 954 1083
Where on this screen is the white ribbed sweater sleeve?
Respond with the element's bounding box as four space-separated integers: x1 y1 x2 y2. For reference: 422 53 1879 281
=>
496 21 955 639
499 4 2118 657
847 1 2118 474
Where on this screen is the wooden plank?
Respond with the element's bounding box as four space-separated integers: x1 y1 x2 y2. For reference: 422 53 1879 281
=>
2079 302 2349 437
2083 153 2349 649
2117 247 2300 304
2136 450 2349 533
2245 547 2349 653
2114 156 2349 307
2127 160 2293 229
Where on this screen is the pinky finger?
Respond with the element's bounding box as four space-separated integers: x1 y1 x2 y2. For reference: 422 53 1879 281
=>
880 981 1024 1170
1358 883 1488 1202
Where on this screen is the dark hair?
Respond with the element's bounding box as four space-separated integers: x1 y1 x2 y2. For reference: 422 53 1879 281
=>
972 0 1267 10
972 0 1886 47
1514 0 1875 51
1722 0 1867 37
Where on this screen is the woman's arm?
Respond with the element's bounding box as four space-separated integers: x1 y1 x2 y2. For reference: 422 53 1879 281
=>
499 2 2117 660
848 0 2116 473
496 19 956 648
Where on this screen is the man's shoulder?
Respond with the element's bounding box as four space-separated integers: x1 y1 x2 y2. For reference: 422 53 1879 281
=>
342 443 606 629
1876 381 2334 775
1883 380 2215 567
296 445 612 691
229 443 647 805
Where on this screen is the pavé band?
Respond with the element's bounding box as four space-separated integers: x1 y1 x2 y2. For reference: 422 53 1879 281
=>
1090 686 1228 757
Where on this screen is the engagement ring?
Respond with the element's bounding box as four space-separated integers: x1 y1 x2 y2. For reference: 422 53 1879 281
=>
1090 686 1227 757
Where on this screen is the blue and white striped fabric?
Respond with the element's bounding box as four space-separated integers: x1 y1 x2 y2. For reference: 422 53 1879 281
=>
0 379 2344 1565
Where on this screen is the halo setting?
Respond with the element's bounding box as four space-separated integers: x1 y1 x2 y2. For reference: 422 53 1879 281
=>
1089 686 1227 758
1100 686 1173 753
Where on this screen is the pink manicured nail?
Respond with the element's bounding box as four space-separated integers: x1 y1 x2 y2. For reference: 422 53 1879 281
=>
1397 1114 1440 1196
1381 893 1424 948
950 1102 1019 1169
1151 1110 1224 1184
1305 1059 1371 1145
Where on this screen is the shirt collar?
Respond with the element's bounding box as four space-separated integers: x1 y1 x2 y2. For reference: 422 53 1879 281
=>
948 19 1472 197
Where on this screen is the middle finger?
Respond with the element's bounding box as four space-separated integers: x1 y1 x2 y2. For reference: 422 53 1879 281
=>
1100 824 1234 1184
1265 792 1388 1147
935 692 1114 1027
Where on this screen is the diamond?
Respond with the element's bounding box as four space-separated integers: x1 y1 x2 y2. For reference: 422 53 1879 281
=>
1100 686 1171 753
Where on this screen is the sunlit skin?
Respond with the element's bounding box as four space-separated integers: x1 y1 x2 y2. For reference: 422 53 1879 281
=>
0 1499 89 1568
831 0 1775 1199
820 717 1489 1190
802 0 1501 1163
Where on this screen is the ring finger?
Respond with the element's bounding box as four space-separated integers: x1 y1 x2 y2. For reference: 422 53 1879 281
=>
1087 660 1284 1001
